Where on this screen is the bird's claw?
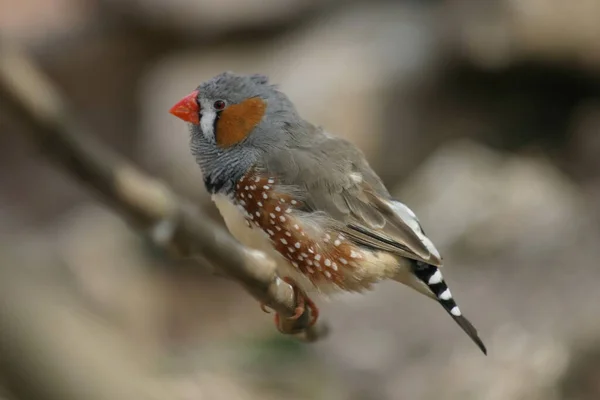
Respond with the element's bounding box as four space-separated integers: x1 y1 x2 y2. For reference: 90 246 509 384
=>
270 277 319 333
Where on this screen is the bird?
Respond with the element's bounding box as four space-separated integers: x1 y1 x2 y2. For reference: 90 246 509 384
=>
169 71 487 354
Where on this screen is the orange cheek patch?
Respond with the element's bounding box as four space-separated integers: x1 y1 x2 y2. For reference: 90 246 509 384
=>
215 97 266 148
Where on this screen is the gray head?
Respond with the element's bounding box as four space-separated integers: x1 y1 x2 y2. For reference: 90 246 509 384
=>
169 72 302 194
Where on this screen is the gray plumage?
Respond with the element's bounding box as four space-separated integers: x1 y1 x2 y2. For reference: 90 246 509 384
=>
183 71 486 354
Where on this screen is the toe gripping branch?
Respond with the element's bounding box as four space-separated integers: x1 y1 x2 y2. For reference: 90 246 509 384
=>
261 277 319 335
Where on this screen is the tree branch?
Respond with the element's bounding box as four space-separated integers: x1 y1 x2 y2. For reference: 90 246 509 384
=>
0 41 327 340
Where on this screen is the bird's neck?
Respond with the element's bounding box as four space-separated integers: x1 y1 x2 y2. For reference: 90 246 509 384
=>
191 140 259 196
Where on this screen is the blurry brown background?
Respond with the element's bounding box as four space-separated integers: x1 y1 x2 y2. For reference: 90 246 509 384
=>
2 0 600 399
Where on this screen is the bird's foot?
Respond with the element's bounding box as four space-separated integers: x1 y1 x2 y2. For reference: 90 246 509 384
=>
264 277 318 333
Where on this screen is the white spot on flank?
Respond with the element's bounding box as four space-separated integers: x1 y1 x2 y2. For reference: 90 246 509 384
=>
267 229 274 236
279 216 286 222
293 224 300 230
248 194 252 198
257 201 263 207
428 270 443 285
263 185 270 190
332 262 338 271
325 259 331 266
255 177 260 182
255 211 260 217
334 240 341 246
262 193 268 199
450 306 462 316
250 185 256 190
439 289 452 300
269 213 276 219
297 255 303 261
295 242 301 249
240 200 246 206
240 193 245 198
301 253 308 257
292 261 299 268
350 250 360 258
280 198 286 203
288 247 294 253
275 226 281 231
285 231 292 237
275 206 281 212
268 178 275 184
339 258 348 265
285 208 292 213
291 200 297 205
307 267 314 274
270 219 275 225
236 184 240 189
324 271 332 278
244 186 249 190
306 259 313 266
314 254 321 261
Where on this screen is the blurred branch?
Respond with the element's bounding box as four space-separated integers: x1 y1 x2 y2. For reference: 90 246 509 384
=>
0 43 327 341
0 267 170 400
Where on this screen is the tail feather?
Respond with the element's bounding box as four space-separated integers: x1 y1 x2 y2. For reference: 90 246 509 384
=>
412 262 487 355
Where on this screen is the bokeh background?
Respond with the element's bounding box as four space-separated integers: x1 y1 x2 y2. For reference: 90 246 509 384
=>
2 0 600 399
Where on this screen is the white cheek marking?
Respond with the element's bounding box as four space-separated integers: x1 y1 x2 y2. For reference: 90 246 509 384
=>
200 110 218 141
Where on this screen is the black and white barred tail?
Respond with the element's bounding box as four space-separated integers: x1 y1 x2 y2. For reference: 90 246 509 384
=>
412 261 487 355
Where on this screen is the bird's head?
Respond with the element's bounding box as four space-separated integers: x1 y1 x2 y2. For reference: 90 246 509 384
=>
170 72 300 193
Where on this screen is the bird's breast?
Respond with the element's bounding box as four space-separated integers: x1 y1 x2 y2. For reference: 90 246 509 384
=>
212 193 322 294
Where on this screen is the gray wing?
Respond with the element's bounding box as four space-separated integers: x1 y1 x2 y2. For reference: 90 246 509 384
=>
263 129 443 267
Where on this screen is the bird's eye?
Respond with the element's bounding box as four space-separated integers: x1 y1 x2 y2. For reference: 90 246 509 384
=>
213 100 226 110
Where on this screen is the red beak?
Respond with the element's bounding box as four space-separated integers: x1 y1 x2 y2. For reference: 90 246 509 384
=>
169 90 200 124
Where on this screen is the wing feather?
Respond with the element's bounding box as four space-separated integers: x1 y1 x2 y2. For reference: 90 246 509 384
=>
262 129 442 266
